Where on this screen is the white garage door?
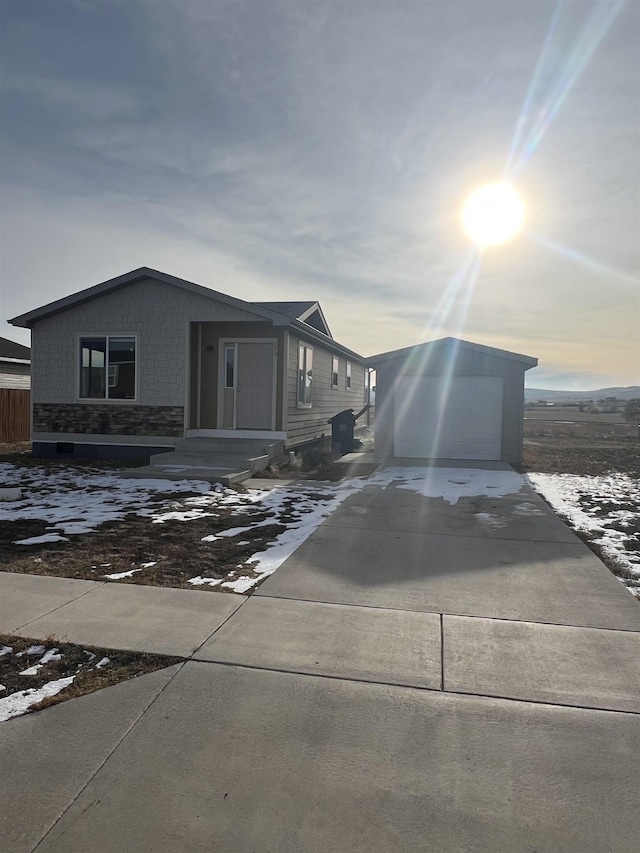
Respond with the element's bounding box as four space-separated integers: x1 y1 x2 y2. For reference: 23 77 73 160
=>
393 376 503 460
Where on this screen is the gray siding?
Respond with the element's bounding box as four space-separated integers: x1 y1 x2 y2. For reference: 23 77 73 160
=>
286 333 367 447
31 277 260 408
373 348 528 465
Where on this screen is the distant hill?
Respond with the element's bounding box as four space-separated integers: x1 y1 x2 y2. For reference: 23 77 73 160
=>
525 386 640 402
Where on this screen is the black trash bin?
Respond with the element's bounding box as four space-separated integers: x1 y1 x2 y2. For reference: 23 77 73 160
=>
328 409 356 455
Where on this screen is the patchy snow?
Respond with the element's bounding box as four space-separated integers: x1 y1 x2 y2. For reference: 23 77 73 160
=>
96 657 111 669
18 647 63 675
0 462 212 538
1 459 374 595
15 533 69 545
16 645 46 657
474 512 507 531
528 472 640 597
514 502 545 516
19 663 44 676
219 478 369 592
0 646 13 658
216 525 254 538
104 568 142 580
3 460 638 605
366 466 526 505
0 676 75 722
152 508 216 523
216 518 277 538
188 576 223 587
39 648 63 664
221 576 258 593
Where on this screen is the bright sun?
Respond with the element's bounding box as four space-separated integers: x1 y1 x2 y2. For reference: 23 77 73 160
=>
462 181 526 247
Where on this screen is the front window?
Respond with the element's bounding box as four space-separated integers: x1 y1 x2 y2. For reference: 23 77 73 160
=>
331 356 339 388
346 361 352 390
297 343 313 407
80 336 136 400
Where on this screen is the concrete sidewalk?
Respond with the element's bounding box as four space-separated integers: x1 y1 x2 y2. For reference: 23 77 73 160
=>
1 464 639 852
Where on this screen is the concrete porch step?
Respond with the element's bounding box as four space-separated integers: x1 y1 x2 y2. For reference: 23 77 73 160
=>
121 436 285 485
148 451 270 468
175 437 284 458
121 463 253 485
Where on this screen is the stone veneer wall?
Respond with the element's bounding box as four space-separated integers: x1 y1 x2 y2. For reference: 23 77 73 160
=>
33 403 184 437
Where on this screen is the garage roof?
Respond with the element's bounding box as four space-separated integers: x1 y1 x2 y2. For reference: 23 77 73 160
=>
367 337 537 369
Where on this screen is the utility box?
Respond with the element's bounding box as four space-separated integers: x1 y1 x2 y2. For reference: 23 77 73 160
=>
328 409 356 455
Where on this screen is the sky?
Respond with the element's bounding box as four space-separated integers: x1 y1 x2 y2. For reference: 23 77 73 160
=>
0 0 638 389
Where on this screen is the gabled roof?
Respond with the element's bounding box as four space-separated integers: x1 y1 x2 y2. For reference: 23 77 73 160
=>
8 267 363 361
254 301 332 337
367 337 537 369
8 268 288 329
0 335 30 362
253 301 316 320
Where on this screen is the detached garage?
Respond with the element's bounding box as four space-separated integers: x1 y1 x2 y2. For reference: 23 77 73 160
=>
368 338 537 465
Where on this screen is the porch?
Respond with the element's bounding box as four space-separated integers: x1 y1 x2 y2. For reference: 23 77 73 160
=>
122 436 286 485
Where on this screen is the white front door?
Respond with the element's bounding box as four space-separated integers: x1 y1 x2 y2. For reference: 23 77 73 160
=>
393 376 503 459
235 342 275 429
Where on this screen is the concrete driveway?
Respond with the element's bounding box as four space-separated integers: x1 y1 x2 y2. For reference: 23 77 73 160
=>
2 463 639 852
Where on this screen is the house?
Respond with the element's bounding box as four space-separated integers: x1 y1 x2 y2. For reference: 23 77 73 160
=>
0 336 31 442
9 268 367 463
368 337 537 465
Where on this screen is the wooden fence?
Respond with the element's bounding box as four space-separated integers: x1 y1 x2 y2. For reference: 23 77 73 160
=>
0 388 30 442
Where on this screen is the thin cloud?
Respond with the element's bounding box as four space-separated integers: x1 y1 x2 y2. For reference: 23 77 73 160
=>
1 0 638 387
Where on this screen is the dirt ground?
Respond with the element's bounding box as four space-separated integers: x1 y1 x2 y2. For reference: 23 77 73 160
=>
0 510 286 589
0 444 344 590
522 410 640 476
522 409 639 595
1 633 181 716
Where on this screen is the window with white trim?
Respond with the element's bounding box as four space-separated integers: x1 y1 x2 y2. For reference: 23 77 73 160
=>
297 343 313 407
331 355 339 388
346 361 352 391
80 336 136 400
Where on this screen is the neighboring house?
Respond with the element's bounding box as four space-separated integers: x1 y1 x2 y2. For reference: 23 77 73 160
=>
368 337 537 465
9 268 367 459
0 335 31 442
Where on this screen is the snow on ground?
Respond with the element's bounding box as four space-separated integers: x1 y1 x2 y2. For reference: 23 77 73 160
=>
0 642 120 722
104 568 142 580
0 462 211 536
188 478 368 592
1 642 77 721
373 466 639 598
528 472 640 597
366 466 526 504
0 461 370 593
15 532 70 545
0 676 76 722
2 461 638 599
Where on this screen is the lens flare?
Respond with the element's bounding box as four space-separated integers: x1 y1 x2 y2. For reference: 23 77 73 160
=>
462 182 526 247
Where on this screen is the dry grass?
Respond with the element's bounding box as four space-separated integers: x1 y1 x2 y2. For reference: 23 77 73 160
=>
522 409 640 476
0 446 335 590
1 633 182 715
0 509 287 589
523 408 640 597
